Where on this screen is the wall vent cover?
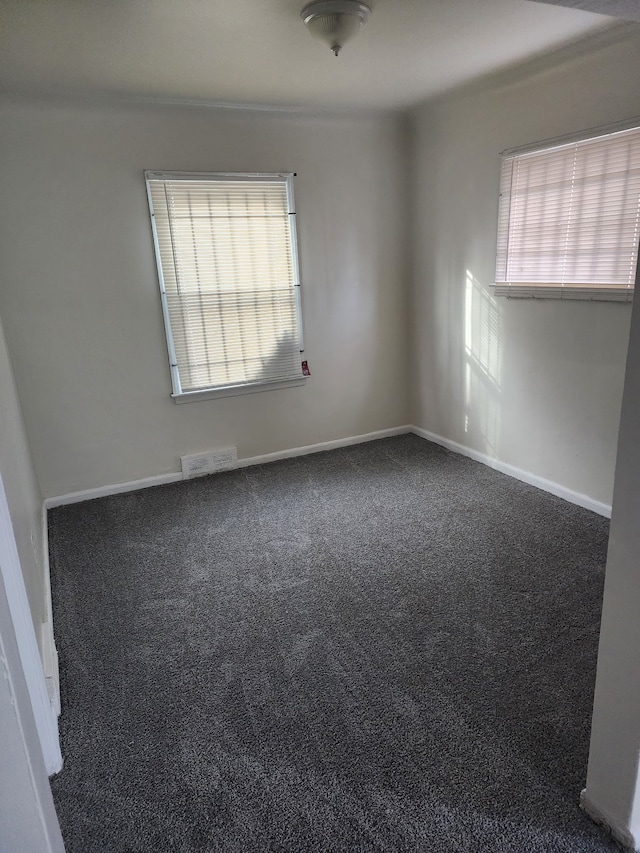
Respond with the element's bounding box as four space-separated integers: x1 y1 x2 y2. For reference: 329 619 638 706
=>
180 447 238 479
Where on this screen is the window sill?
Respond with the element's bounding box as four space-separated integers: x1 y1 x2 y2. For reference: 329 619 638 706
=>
172 377 306 404
492 285 634 302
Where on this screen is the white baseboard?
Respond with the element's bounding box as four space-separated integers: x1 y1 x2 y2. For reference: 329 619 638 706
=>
580 789 639 851
44 471 184 509
232 426 412 471
43 424 611 519
43 426 413 509
410 426 612 518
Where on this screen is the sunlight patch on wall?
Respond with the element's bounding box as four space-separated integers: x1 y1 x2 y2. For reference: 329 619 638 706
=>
464 270 503 455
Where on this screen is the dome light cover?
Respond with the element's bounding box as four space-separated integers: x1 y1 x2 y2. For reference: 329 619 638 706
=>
300 1 371 56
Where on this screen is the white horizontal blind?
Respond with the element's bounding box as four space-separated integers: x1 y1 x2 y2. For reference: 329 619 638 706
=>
146 172 304 395
495 125 640 296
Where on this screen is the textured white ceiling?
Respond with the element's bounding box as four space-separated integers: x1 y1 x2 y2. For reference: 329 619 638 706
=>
0 0 628 110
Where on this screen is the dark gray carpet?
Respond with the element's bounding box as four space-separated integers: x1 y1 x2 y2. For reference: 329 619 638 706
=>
49 434 619 852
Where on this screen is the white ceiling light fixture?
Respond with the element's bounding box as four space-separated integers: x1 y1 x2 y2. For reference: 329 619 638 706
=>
300 0 372 56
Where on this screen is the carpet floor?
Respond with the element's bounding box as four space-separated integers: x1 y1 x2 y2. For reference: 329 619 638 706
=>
48 434 619 852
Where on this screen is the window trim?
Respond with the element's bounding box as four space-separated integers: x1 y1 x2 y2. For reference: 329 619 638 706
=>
492 118 640 302
499 116 640 159
492 285 634 302
145 170 306 401
173 377 307 405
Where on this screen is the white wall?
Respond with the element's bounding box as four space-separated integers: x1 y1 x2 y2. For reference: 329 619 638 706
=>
0 312 46 636
0 99 410 498
409 26 640 507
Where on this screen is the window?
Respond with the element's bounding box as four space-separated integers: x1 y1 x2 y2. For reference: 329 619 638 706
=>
145 171 304 401
494 124 640 300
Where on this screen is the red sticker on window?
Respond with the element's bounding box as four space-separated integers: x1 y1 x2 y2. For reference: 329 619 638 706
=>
301 360 311 376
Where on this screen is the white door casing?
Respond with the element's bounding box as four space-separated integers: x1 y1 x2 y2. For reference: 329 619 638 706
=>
0 469 62 775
